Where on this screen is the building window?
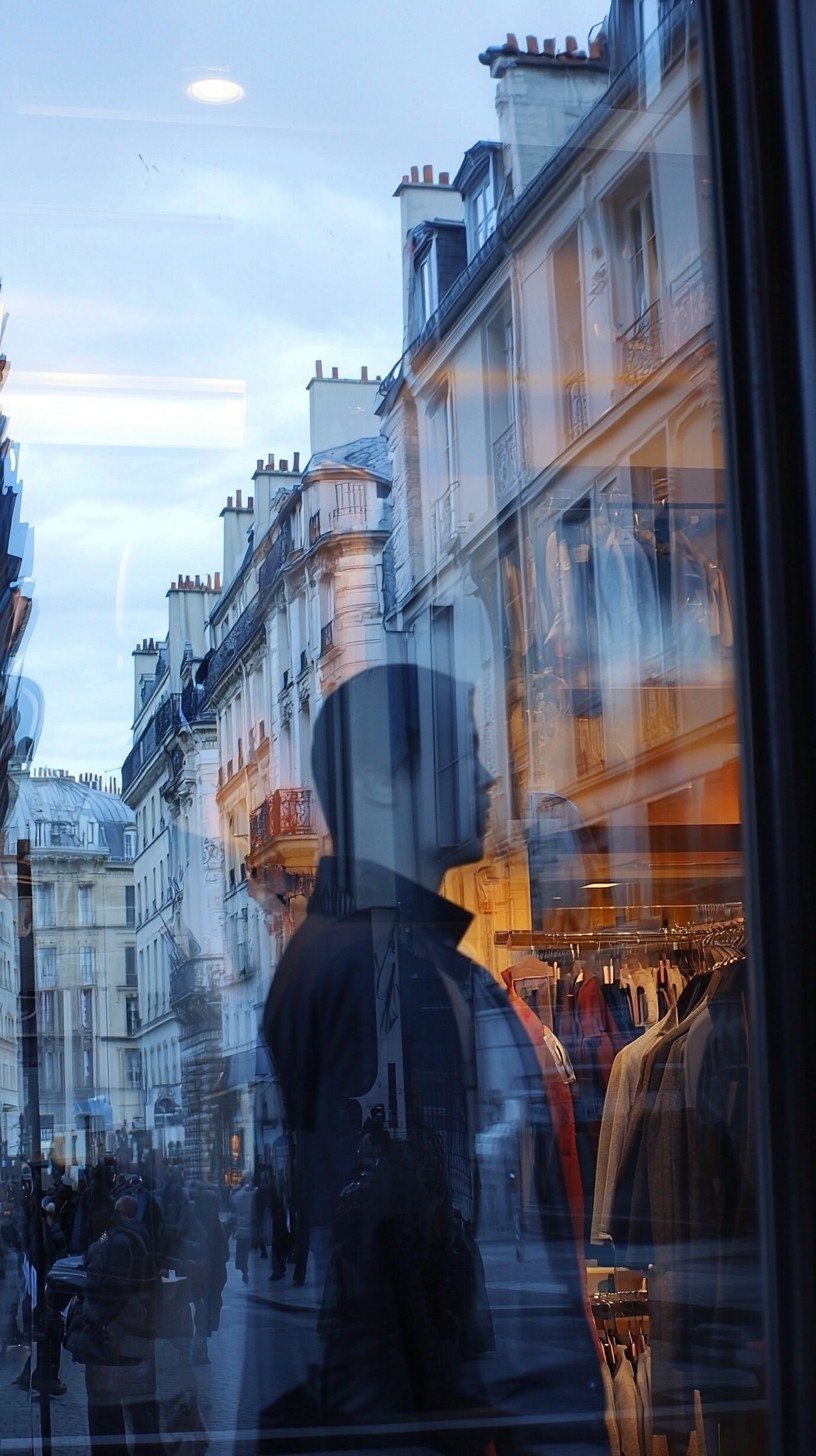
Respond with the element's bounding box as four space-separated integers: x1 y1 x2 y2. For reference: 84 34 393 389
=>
34 882 56 928
83 1048 93 1086
468 169 494 256
126 1049 141 1087
34 820 46 847
416 245 436 330
80 946 97 985
38 946 58 988
125 945 137 987
78 884 95 926
5 1011 14 1040
610 169 663 384
126 997 139 1036
39 990 55 1029
124 830 136 861
87 820 95 845
553 227 588 443
80 988 93 1029
485 302 516 499
125 885 135 928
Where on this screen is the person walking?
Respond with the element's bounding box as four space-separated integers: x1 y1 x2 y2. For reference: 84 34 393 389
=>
230 1174 256 1284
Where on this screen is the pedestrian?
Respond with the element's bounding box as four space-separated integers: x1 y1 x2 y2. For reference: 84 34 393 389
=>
66 1192 164 1456
230 1173 256 1284
191 1190 229 1365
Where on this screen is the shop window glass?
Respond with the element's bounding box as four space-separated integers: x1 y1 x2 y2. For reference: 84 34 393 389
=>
0 4 777 1455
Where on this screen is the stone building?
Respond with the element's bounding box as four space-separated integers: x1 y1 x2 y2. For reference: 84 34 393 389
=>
4 765 138 1166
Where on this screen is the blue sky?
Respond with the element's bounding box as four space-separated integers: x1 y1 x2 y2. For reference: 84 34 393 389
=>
2 0 601 776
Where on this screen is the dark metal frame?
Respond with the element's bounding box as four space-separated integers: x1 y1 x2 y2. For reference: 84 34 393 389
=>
702 0 816 1449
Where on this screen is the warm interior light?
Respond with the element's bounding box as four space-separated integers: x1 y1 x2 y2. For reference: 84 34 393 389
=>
187 78 245 105
583 881 619 889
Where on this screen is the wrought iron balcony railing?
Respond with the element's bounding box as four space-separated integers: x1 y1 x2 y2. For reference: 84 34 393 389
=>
618 300 664 388
250 788 313 854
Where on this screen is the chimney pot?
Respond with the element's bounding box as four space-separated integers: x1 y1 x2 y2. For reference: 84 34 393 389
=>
171 581 176 590
248 496 253 510
506 33 519 51
215 571 221 592
526 36 540 53
186 575 192 588
410 165 419 183
236 489 242 509
256 458 263 471
439 171 450 186
267 452 274 468
423 164 433 183
543 37 556 55
361 365 368 382
293 451 300 471
331 366 339 379
195 575 201 588
227 495 233 508
142 638 147 650
315 359 323 379
566 35 578 52
402 173 409 183
280 459 289 472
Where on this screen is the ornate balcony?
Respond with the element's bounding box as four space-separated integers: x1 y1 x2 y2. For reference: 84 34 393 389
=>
565 373 589 443
122 694 181 796
248 787 317 874
493 423 518 501
619 300 664 388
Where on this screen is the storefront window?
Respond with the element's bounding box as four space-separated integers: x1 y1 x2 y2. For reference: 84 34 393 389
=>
0 2 782 1453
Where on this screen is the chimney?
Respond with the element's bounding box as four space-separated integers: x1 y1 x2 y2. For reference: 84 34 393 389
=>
267 453 275 469
214 571 221 592
236 489 242 509
439 171 450 185
248 497 253 510
331 366 339 380
423 164 433 183
361 366 368 382
481 35 609 199
227 495 233 509
293 451 300 472
526 36 539 54
280 459 289 472
410 165 419 182
315 360 323 379
256 458 263 471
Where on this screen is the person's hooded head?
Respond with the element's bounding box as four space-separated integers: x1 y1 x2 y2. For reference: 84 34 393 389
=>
309 663 492 895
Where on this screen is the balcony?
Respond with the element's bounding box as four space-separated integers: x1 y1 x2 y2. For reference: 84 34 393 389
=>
249 787 317 873
493 424 518 501
258 518 292 598
564 373 588 444
122 694 181 795
309 510 321 547
206 599 263 697
618 301 664 389
431 483 458 563
320 619 334 656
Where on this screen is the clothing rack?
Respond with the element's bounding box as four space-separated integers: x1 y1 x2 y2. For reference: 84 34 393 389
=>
495 916 745 953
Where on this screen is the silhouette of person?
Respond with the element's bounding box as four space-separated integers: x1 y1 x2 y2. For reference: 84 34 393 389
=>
259 664 607 1454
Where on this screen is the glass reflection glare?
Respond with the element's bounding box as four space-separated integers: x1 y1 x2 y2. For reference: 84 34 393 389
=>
186 78 245 105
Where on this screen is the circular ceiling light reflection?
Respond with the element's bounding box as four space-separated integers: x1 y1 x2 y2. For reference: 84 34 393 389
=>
187 78 245 105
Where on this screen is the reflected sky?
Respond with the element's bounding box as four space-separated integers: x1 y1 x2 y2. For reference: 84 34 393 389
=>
2 0 601 775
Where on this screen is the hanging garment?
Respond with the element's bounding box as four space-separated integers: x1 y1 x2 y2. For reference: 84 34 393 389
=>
601 1355 622 1456
612 1346 642 1456
590 1013 670 1245
620 965 659 1029
636 1344 653 1456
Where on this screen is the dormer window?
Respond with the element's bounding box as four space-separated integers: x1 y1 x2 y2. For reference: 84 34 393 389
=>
469 169 495 255
417 245 437 330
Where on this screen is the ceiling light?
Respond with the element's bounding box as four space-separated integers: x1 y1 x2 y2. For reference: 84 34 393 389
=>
583 881 619 889
187 78 245 105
